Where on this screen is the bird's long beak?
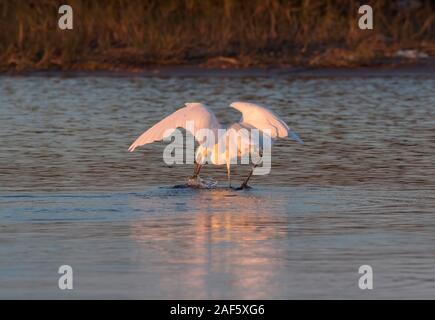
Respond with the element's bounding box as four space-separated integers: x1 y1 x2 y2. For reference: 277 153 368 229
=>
289 130 304 145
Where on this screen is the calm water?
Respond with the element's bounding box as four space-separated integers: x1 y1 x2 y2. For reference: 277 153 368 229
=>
1 69 435 299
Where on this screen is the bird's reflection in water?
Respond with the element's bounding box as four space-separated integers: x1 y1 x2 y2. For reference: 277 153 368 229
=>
129 187 290 299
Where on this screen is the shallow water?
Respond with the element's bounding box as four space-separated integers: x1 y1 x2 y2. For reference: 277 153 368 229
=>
1 70 435 298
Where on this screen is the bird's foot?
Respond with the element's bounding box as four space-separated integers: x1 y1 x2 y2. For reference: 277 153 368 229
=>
187 175 200 185
234 184 252 190
187 176 217 189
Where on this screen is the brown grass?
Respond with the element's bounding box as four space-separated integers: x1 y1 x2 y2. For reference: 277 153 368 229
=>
0 0 434 72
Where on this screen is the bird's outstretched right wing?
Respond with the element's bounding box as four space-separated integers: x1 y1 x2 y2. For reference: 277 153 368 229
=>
230 102 304 144
128 103 221 152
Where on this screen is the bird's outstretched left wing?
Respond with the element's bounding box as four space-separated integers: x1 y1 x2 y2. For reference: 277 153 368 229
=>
128 103 221 152
230 102 303 144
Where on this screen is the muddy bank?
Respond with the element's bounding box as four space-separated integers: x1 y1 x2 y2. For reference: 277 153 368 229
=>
2 48 434 74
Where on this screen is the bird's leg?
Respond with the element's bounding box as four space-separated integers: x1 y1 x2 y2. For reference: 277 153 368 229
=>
226 163 231 188
238 165 257 189
191 163 202 179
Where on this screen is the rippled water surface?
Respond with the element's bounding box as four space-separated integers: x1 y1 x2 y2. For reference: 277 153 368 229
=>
1 70 435 298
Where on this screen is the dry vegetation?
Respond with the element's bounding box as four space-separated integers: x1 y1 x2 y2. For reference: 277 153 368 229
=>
0 0 434 72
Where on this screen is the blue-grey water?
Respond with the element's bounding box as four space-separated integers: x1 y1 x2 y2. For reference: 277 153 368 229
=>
1 69 435 299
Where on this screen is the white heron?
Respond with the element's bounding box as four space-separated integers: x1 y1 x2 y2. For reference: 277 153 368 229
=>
128 102 303 189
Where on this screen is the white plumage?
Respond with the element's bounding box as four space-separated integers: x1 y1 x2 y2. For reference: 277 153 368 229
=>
128 103 221 152
129 101 303 188
230 102 304 143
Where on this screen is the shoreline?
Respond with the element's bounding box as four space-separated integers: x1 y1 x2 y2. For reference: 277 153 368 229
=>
2 59 434 78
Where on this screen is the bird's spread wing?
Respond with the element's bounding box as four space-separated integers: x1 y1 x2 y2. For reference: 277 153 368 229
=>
229 102 304 144
128 103 221 152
